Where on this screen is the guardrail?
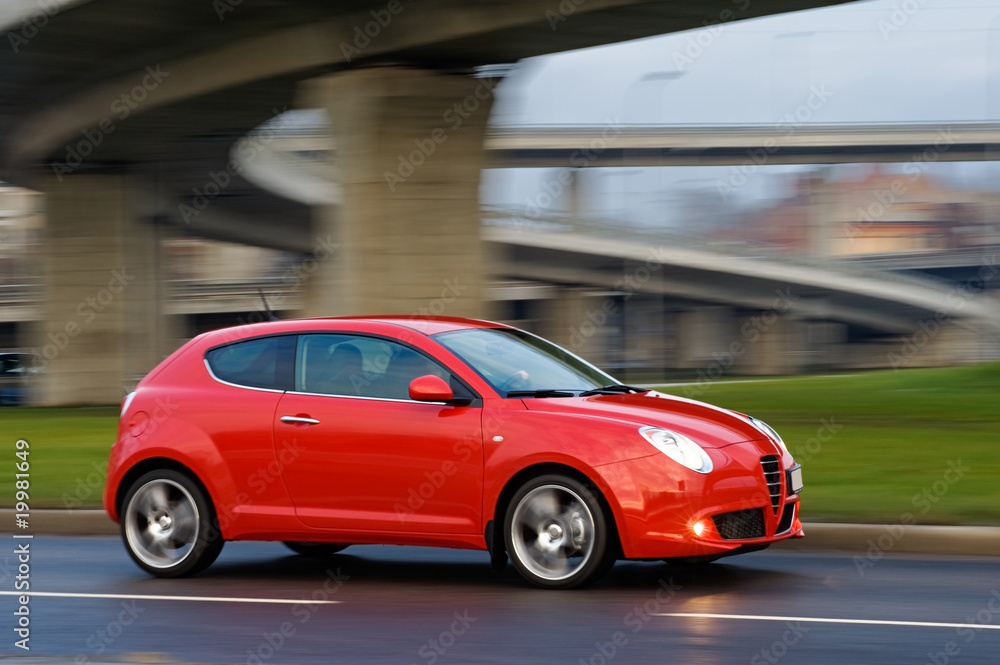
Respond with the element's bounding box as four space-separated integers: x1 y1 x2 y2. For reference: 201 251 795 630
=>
0 278 301 310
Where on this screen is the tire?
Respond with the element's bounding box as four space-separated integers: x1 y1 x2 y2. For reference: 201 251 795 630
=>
283 542 350 557
504 474 613 589
120 469 224 577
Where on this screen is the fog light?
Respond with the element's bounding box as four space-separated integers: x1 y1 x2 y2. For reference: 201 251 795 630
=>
692 520 707 537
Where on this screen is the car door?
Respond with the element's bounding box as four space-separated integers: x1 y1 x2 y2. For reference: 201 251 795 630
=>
274 333 484 534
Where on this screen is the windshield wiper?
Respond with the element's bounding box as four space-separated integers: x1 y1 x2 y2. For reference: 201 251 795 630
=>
506 389 577 398
579 384 648 396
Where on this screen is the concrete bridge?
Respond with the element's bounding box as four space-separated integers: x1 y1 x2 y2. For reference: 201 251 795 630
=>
3 0 857 404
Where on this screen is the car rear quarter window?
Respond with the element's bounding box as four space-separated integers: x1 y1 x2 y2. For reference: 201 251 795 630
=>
205 336 294 390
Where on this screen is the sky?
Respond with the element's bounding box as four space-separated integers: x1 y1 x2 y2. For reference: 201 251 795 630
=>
495 0 1000 125
484 0 1000 226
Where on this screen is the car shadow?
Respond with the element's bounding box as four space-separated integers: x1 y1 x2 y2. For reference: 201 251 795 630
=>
201 545 802 597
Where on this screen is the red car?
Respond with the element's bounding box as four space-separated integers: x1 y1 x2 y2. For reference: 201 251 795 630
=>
104 316 803 589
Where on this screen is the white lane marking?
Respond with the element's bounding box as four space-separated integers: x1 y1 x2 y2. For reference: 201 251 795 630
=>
0 590 340 605
658 613 1000 631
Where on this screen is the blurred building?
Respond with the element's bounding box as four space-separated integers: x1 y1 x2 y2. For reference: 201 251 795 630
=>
727 166 1000 257
0 185 43 349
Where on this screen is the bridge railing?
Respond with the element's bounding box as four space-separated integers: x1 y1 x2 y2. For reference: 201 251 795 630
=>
0 276 301 310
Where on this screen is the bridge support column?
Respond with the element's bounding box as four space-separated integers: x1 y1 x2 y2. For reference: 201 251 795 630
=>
301 67 495 317
675 308 738 371
538 287 606 362
735 314 808 376
33 175 166 405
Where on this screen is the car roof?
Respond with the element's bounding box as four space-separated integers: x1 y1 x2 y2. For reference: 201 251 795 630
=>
338 315 514 335
199 315 513 344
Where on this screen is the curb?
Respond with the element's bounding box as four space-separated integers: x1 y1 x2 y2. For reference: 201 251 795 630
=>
772 522 1000 557
1 511 998 556
0 509 118 536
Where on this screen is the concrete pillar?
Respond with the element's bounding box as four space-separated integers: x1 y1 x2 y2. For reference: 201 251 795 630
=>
540 287 603 361
300 67 496 317
622 296 669 379
675 307 738 370
805 321 848 370
33 175 166 405
736 314 808 376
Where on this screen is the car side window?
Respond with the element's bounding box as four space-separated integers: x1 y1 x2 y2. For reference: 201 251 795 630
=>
205 336 295 390
295 334 473 401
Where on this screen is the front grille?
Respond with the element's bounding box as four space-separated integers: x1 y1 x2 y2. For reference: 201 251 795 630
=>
713 508 766 540
760 455 782 514
776 502 796 534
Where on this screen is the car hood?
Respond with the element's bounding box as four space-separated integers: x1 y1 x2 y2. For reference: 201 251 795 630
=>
520 390 772 449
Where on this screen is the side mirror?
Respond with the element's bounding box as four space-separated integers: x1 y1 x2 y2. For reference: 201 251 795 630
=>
408 374 454 402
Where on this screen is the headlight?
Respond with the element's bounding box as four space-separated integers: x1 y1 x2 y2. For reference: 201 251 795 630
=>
748 416 787 452
639 427 713 474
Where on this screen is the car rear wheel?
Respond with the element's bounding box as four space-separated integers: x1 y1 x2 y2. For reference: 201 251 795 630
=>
121 470 223 577
504 474 613 589
283 542 350 557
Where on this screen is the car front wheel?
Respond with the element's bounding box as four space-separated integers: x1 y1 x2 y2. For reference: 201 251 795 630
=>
504 474 613 589
121 469 223 577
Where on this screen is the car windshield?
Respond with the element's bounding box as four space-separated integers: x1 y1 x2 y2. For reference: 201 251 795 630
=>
433 328 617 397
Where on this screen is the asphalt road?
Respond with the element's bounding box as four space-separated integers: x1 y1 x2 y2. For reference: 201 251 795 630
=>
2 536 999 664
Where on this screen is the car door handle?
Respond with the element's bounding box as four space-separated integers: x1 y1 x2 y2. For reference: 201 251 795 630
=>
280 416 320 425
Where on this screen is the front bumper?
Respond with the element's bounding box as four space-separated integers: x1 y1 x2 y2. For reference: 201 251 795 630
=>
596 441 804 560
